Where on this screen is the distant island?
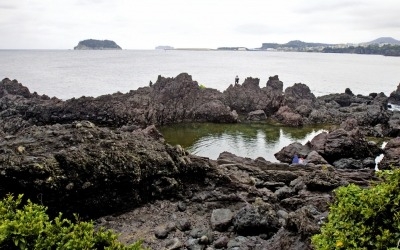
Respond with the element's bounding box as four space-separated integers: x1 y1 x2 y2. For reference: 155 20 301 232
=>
74 39 122 50
155 45 174 50
257 37 400 56
155 37 400 56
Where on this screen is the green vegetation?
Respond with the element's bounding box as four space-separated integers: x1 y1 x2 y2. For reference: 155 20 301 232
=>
199 84 206 89
0 194 146 250
322 44 400 56
312 168 400 250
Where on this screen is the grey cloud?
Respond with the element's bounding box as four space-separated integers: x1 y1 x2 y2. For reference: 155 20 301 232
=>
0 3 17 9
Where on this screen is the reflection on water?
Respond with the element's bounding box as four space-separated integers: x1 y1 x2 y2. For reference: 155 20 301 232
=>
159 123 328 162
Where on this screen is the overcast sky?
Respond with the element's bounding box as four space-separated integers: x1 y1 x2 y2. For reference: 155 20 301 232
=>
1 0 400 49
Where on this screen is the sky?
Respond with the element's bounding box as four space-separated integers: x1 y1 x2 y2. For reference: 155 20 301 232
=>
1 0 400 49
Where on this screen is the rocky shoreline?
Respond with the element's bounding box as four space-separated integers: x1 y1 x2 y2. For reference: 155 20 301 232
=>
1 74 400 249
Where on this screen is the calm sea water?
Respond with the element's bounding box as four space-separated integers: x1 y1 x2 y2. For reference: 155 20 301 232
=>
1 50 400 100
1 50 398 160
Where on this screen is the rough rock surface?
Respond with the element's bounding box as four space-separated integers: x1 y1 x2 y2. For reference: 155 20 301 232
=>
94 152 378 250
0 121 223 218
0 74 238 130
389 83 400 105
1 74 395 134
1 75 399 249
275 128 382 167
379 137 400 170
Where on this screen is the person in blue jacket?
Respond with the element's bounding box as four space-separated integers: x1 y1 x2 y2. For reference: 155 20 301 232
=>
292 154 299 164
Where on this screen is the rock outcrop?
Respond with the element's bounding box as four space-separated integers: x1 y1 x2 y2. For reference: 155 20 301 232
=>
274 128 382 168
0 121 223 218
95 152 378 250
0 75 398 249
388 83 400 105
0 74 238 129
379 137 400 170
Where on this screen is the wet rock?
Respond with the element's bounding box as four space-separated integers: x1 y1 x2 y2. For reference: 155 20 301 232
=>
379 137 400 170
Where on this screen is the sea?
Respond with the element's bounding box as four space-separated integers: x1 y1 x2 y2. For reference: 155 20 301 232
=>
1 49 400 100
1 50 399 161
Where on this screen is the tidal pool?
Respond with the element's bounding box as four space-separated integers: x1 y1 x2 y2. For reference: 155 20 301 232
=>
159 123 329 162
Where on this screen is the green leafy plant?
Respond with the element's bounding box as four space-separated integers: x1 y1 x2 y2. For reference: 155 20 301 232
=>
0 194 146 250
199 84 206 89
312 168 400 250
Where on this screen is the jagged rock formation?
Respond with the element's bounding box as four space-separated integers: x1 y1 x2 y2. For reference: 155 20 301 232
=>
389 83 400 105
74 39 122 50
1 74 399 249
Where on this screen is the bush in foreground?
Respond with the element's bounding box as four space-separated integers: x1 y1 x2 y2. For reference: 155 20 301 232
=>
312 168 400 250
0 194 146 250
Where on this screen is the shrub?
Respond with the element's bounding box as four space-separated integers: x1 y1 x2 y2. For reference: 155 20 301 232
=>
0 194 146 250
199 84 206 89
312 168 400 250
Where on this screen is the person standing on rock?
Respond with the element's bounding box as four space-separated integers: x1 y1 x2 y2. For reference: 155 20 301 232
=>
235 75 239 85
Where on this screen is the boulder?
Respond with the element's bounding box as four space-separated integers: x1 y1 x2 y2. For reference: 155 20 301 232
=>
233 204 279 237
274 106 303 127
283 83 316 110
379 137 400 170
266 75 283 92
309 129 381 163
305 151 328 165
247 109 267 121
210 208 233 232
274 142 311 163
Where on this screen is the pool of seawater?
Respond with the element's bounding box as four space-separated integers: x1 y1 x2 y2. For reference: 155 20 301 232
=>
159 122 330 162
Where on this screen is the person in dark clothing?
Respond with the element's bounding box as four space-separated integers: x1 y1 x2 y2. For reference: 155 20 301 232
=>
235 75 239 85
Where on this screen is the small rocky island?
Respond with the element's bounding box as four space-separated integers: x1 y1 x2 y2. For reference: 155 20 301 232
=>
74 39 122 50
